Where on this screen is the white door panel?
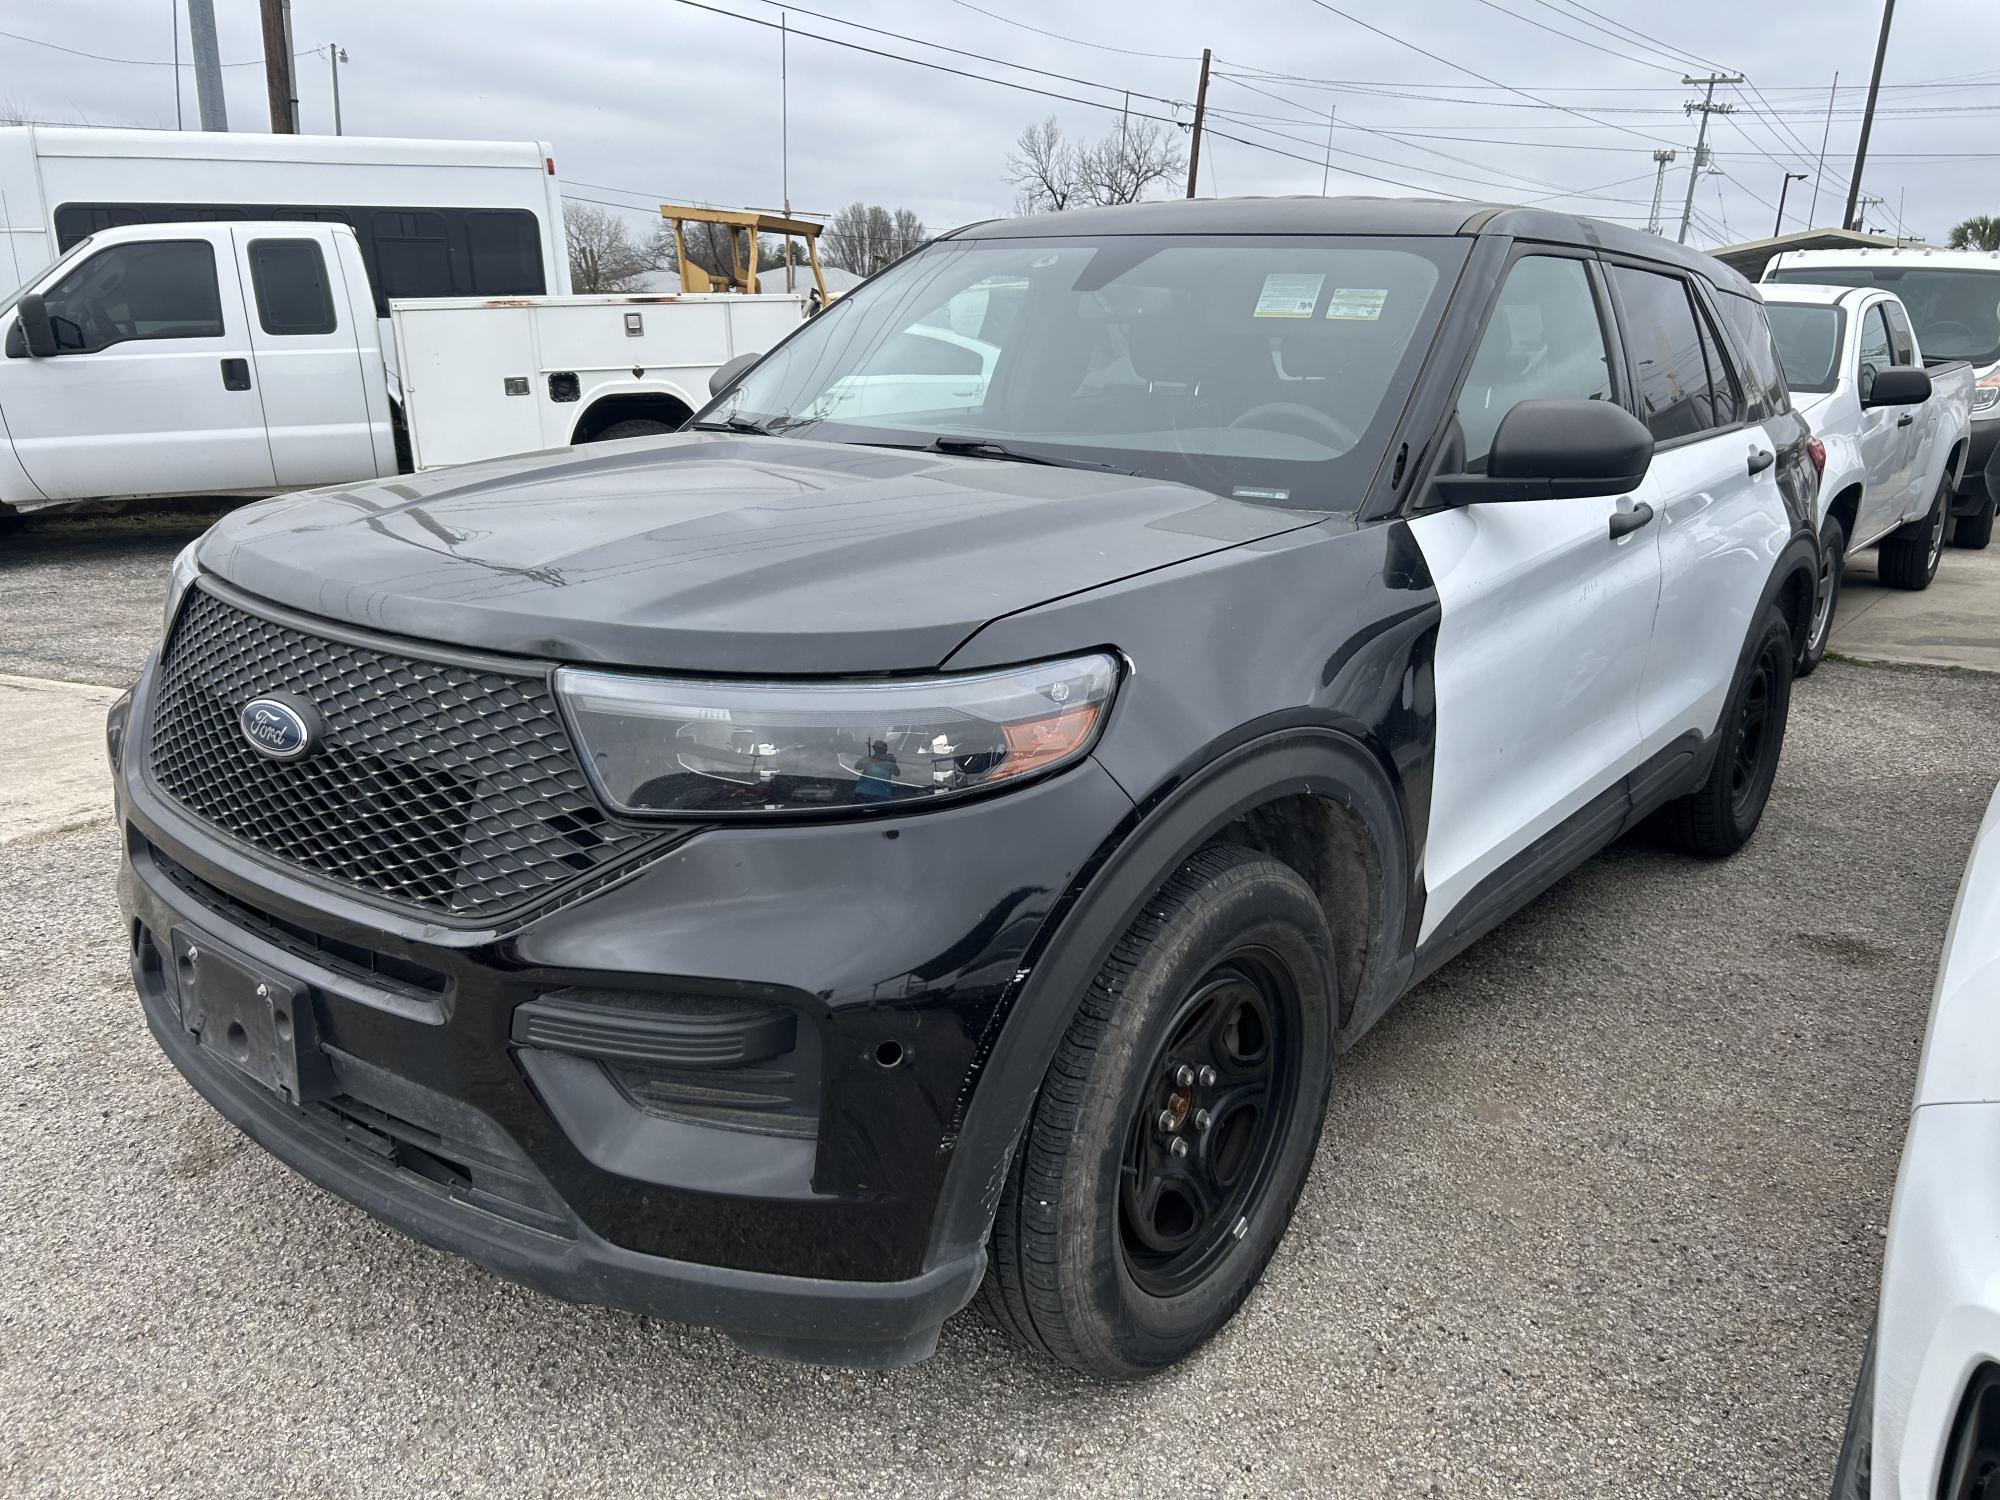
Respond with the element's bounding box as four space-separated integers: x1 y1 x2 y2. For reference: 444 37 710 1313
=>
1632 431 1791 754
1409 496 1662 943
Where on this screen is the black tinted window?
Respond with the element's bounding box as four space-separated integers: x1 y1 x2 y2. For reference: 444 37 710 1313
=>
1691 296 1741 429
41 239 223 354
1611 265 1721 442
467 210 541 294
1857 305 1893 401
1716 291 1789 417
1881 299 1918 365
1766 303 1843 394
372 211 452 300
1456 255 1614 471
248 238 336 335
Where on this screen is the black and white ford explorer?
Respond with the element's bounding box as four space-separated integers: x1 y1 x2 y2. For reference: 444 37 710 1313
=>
107 198 1819 1378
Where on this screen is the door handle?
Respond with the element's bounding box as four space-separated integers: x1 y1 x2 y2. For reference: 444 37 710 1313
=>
1609 501 1655 538
1897 412 1916 427
220 357 251 392
1747 447 1775 476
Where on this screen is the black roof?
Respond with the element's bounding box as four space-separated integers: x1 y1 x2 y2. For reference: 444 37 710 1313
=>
948 195 1756 296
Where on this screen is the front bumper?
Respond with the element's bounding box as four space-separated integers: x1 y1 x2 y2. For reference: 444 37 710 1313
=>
1872 1101 2000 1495
113 647 1135 1364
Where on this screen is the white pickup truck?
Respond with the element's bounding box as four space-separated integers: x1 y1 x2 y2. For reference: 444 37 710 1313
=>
0 220 806 515
1758 282 1972 672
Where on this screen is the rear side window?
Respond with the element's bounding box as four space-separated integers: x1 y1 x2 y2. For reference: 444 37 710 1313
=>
1455 255 1615 471
371 211 452 301
1716 291 1791 418
247 239 336 335
1610 264 1727 442
466 211 542 295
39 239 223 354
1881 299 1918 365
1858 304 1893 402
1690 297 1742 429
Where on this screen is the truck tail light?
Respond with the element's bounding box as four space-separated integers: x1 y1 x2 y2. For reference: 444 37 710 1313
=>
1806 437 1826 483
545 156 556 176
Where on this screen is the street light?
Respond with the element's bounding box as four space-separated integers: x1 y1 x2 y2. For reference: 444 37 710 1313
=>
328 44 348 135
1775 170 1808 236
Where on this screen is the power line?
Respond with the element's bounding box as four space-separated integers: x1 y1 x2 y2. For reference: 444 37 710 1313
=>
0 24 306 68
1535 0 1732 75
1465 0 1684 76
937 0 1198 61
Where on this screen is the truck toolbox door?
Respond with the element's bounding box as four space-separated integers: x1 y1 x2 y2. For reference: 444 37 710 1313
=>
232 229 380 489
0 232 275 501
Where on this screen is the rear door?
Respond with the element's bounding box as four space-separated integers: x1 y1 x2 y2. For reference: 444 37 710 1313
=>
0 233 276 500
1406 248 1663 943
1612 262 1793 758
233 228 380 489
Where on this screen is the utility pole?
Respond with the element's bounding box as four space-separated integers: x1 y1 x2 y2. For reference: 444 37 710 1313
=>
1185 48 1211 201
1678 74 1741 244
1846 0 1895 230
1854 194 1885 233
1646 149 1677 236
782 12 791 291
187 0 227 131
170 0 182 130
1774 171 1807 236
259 0 297 132
327 45 346 135
1809 71 1838 226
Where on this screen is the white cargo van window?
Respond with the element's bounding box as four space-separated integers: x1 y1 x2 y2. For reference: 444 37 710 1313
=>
1455 255 1614 471
41 240 223 354
248 239 336 336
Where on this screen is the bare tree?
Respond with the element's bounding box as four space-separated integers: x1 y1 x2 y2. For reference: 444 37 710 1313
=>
822 202 929 275
1008 115 1185 213
563 201 656 293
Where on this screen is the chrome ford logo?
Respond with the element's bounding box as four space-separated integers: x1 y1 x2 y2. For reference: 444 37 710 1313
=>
239 695 319 761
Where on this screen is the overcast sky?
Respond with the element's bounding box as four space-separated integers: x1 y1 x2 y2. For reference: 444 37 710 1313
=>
6 0 1996 250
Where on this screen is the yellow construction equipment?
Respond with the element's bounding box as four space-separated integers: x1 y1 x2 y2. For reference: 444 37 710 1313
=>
659 204 828 303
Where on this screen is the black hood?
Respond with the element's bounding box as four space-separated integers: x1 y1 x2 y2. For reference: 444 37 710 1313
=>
196 434 1322 674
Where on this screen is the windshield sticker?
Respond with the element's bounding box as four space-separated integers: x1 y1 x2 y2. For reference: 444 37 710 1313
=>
1232 485 1292 500
1254 273 1324 319
1326 287 1388 321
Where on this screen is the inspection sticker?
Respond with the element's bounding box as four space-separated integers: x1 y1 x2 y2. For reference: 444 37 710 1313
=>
1254 272 1324 318
1326 287 1388 320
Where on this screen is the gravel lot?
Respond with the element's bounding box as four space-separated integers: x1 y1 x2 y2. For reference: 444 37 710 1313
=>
4 510 1997 1497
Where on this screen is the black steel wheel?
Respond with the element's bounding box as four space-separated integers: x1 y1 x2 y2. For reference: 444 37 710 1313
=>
976 845 1335 1380
1656 603 1794 858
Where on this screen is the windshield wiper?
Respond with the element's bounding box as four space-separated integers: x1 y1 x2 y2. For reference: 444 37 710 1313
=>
923 436 1135 475
690 415 776 435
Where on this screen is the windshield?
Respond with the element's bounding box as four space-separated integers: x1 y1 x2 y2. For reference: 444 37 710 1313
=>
709 233 1469 510
0 237 91 320
1769 264 2000 366
1765 303 1845 394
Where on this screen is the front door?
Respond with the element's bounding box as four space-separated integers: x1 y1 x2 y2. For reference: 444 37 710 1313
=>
1854 299 1913 543
1407 251 1663 944
0 235 275 500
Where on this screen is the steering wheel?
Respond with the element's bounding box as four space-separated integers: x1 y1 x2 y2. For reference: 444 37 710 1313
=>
1923 319 1977 348
1227 401 1360 451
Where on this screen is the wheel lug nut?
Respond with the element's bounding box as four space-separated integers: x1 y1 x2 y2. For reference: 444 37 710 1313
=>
1156 1109 1176 1133
1197 1065 1217 1087
1170 1137 1189 1159
1174 1064 1195 1088
1195 1109 1212 1132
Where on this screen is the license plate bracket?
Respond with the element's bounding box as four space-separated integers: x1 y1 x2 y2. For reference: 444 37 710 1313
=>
170 929 334 1105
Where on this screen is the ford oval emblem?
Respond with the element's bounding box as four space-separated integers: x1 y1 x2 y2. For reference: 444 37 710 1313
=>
239 695 320 761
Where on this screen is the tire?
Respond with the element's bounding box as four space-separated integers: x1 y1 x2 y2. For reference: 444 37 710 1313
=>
592 418 677 442
975 844 1336 1379
1797 516 1846 678
1877 475 1951 590
1954 491 1996 550
1827 1330 1874 1500
1658 604 1794 857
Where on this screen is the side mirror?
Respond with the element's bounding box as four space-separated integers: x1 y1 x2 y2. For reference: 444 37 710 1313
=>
1862 365 1930 408
1434 399 1655 505
708 351 760 397
11 293 57 359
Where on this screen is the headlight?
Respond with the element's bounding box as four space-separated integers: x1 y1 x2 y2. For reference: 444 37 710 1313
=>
1975 366 2000 414
162 539 201 635
556 652 1119 816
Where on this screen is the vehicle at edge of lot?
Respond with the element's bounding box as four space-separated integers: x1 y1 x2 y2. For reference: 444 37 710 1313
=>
1757 282 1972 672
1766 244 2000 551
105 196 1820 1379
0 220 808 509
1827 780 2000 1500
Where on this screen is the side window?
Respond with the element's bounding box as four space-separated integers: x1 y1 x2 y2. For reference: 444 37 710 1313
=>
1690 295 1742 430
247 239 337 336
371 210 453 305
1881 299 1918 365
465 210 546 296
1608 265 1723 443
1454 255 1614 471
39 240 224 354
1857 304 1893 402
1715 292 1790 418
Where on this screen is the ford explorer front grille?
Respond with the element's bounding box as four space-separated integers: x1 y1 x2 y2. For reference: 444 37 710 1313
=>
146 584 675 920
